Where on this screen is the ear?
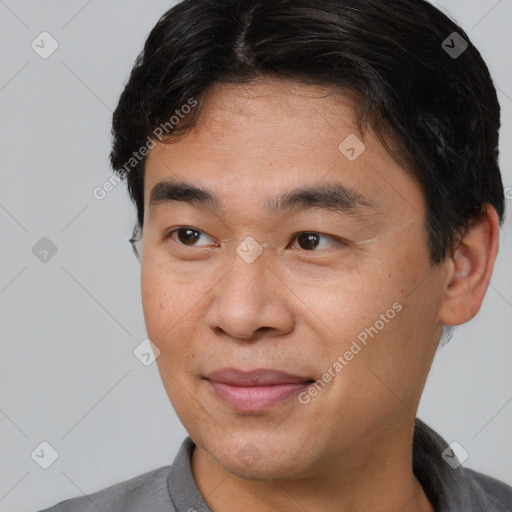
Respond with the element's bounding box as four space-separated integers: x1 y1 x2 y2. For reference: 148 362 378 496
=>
439 204 500 326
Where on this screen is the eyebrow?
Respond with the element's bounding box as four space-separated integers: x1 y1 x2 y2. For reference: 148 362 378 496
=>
148 179 380 218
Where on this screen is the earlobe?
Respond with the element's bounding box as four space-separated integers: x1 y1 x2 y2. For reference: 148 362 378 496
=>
440 204 500 325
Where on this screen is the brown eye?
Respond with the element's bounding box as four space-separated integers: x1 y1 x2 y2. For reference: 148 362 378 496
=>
166 227 217 247
296 232 321 250
177 228 201 246
289 232 344 251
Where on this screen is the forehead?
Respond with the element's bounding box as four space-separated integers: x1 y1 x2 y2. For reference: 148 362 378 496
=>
196 79 357 129
143 79 425 225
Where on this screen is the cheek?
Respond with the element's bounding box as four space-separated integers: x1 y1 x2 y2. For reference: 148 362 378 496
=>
141 269 172 340
332 266 442 407
141 266 199 408
141 273 192 388
141 256 195 337
140 259 208 370
314 247 438 375
304 264 403 343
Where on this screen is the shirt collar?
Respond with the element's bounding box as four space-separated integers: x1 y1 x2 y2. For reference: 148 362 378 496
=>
167 436 212 512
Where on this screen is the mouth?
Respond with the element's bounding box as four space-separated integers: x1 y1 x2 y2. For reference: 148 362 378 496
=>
204 367 315 412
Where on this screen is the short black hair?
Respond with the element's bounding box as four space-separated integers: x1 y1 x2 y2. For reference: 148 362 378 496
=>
110 0 505 265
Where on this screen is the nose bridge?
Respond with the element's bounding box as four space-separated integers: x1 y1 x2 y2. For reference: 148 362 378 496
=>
220 244 270 308
206 243 292 340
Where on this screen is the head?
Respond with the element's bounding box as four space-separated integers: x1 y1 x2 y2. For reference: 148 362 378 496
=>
110 0 503 480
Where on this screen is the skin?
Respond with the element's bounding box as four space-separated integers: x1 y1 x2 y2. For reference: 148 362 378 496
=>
140 79 500 512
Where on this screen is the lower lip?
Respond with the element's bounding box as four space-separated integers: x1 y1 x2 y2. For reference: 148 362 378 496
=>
207 380 312 412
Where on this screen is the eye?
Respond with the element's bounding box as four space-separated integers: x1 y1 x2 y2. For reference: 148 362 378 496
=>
164 227 345 252
288 232 343 251
166 227 218 247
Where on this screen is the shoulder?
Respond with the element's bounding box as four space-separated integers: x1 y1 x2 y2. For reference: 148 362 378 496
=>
464 467 512 511
413 418 512 511
37 465 174 512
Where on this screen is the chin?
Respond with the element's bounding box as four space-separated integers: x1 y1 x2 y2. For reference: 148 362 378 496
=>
207 435 309 481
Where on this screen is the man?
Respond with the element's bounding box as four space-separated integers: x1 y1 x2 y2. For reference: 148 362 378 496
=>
40 0 512 510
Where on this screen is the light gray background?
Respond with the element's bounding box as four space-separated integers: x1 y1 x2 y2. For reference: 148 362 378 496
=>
0 1 510 511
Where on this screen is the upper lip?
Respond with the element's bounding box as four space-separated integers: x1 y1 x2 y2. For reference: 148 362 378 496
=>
205 367 313 386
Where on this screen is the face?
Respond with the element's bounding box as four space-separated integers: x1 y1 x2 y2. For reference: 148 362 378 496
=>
141 79 448 480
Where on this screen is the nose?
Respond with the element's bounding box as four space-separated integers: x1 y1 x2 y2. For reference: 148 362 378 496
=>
205 247 295 342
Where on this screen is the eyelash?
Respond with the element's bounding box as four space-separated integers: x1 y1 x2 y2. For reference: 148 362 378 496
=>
164 227 346 252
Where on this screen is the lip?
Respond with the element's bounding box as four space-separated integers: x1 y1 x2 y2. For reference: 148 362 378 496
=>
205 367 314 412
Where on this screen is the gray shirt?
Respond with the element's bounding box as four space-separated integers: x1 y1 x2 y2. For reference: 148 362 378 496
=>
39 418 512 511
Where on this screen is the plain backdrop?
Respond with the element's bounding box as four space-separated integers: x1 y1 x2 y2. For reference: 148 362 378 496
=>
0 1 511 511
